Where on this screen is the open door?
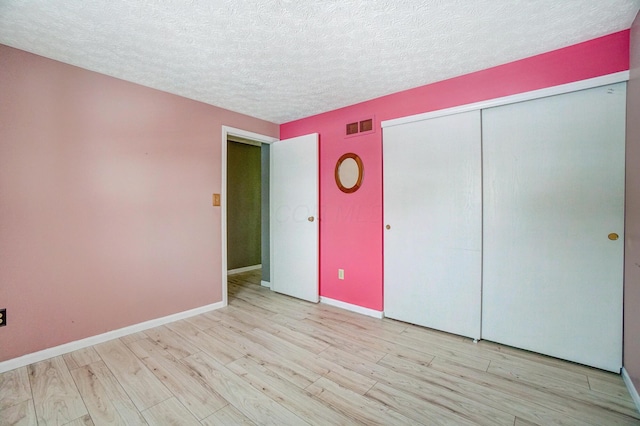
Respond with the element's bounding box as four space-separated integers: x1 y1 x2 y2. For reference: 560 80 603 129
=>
270 133 319 302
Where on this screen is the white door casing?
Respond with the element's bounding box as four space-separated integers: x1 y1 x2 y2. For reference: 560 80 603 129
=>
270 133 319 302
221 126 278 307
383 110 482 339
481 83 626 372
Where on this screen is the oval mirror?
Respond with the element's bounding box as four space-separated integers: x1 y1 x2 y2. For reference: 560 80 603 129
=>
335 153 364 193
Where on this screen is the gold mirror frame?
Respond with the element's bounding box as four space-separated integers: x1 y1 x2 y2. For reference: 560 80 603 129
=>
335 153 364 193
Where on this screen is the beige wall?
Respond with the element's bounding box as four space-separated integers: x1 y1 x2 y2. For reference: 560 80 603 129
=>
0 45 278 362
625 13 640 392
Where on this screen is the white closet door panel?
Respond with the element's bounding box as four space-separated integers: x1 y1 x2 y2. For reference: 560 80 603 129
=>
482 83 625 372
271 133 319 303
384 110 482 339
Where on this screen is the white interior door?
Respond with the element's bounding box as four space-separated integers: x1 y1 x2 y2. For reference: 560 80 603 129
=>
270 133 319 302
482 83 626 372
383 110 482 339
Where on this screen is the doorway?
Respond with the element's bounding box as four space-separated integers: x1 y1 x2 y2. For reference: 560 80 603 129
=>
227 138 262 273
221 126 277 306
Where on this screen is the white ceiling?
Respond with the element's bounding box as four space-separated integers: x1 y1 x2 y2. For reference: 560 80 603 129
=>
1 1 638 124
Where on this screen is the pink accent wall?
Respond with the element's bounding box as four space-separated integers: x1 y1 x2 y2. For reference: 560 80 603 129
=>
625 14 640 394
0 45 278 362
281 31 630 311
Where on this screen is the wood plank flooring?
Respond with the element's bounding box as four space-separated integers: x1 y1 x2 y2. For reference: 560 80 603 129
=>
1 269 639 425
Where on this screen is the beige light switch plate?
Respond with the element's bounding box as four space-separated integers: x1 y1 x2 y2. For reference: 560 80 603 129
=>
213 193 220 206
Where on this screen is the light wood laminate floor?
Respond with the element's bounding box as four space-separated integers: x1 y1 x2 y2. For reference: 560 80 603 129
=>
2 270 639 425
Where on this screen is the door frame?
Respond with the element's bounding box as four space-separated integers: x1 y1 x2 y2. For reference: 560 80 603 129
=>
221 126 278 306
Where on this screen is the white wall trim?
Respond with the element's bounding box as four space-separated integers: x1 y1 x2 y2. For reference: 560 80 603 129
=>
227 264 261 275
0 301 224 374
622 367 640 413
222 126 279 145
261 280 271 288
320 296 384 319
382 71 630 128
221 126 279 308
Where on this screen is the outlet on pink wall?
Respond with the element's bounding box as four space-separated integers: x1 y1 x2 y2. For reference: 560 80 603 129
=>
281 30 630 312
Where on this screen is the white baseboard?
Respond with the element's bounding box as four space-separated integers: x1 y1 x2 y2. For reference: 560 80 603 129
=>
320 296 384 319
261 280 271 288
227 264 261 275
622 367 640 413
0 301 224 374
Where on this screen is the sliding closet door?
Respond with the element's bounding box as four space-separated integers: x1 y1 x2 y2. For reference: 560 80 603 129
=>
384 110 482 339
482 83 626 372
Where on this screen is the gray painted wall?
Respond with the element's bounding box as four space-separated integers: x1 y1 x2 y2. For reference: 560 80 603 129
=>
261 144 270 282
227 141 261 270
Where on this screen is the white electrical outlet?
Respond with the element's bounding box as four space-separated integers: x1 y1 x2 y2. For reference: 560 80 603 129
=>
338 269 344 280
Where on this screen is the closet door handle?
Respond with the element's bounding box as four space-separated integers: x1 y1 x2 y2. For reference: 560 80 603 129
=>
608 233 619 240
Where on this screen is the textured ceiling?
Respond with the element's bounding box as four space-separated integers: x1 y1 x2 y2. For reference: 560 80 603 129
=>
0 1 638 123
